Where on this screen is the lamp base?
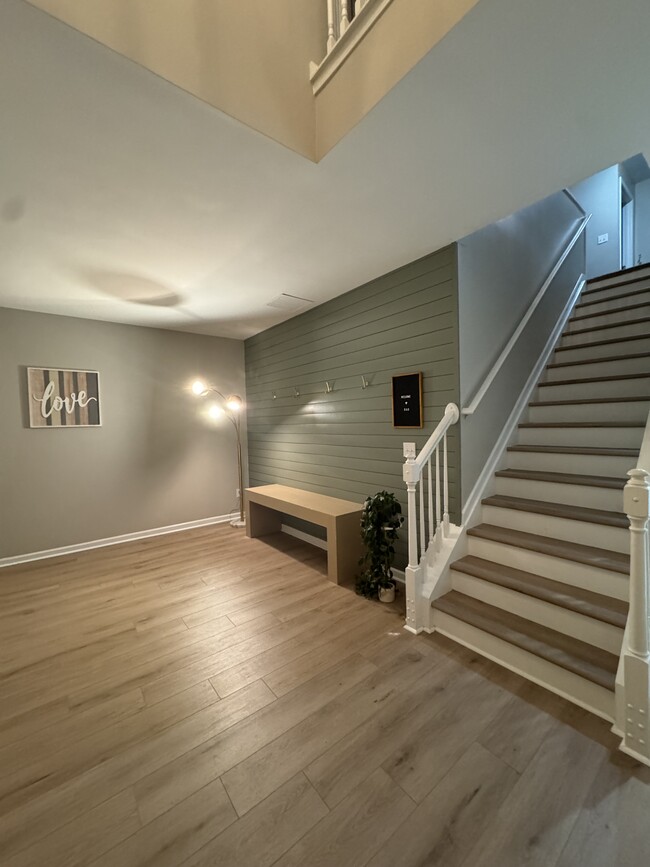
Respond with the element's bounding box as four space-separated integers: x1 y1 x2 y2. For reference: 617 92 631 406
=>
230 518 246 529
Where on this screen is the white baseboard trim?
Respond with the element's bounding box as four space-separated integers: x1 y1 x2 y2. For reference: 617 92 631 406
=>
0 514 233 569
280 524 328 550
462 273 586 526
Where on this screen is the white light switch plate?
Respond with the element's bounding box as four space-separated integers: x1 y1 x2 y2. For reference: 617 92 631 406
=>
597 233 609 244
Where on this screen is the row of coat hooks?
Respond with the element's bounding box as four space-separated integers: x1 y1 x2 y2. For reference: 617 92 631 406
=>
272 374 370 399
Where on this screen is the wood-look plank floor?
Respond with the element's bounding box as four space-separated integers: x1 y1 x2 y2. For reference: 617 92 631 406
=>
0 525 649 866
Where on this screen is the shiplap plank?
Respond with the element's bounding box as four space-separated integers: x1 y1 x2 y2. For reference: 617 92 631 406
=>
245 246 461 566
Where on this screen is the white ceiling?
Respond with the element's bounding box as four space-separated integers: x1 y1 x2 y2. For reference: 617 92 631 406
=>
2 0 650 339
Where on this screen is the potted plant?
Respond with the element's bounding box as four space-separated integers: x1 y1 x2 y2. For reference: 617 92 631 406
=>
355 490 404 602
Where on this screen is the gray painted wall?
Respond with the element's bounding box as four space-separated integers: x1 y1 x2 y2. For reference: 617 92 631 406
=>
457 190 584 506
570 165 621 278
0 308 246 558
635 178 650 265
245 246 461 569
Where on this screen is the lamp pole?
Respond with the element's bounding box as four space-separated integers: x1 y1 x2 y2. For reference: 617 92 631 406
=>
192 381 245 528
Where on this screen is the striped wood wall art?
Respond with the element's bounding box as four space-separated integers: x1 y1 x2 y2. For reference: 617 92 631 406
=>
27 367 101 428
245 245 461 568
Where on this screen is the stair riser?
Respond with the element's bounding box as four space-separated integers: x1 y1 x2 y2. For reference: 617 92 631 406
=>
467 535 628 600
507 450 635 476
575 289 650 316
561 319 650 346
431 610 616 720
450 571 623 654
553 337 650 364
567 304 650 332
494 476 624 512
582 265 650 296
544 357 650 382
527 401 649 424
586 272 650 294
536 378 650 401
481 504 628 554
516 425 642 448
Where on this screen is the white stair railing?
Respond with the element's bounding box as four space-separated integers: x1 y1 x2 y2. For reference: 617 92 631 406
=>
618 412 650 766
325 0 373 52
403 403 460 633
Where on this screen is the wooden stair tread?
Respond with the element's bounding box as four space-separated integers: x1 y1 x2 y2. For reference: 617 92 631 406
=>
538 372 650 387
547 351 650 369
450 555 628 628
433 591 618 690
508 444 638 457
519 421 644 428
563 315 650 338
529 395 649 407
467 523 630 574
554 333 650 353
495 468 626 490
585 264 650 288
570 300 650 323
481 494 628 529
575 286 650 310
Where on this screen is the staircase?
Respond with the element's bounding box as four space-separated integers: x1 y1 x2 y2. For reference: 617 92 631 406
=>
431 264 650 722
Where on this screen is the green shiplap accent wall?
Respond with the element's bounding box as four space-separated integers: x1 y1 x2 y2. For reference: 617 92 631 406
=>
244 245 460 568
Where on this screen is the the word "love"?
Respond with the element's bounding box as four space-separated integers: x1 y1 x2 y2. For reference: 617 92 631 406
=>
33 380 97 418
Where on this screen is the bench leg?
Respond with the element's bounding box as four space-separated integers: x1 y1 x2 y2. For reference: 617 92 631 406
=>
326 514 363 585
246 500 282 539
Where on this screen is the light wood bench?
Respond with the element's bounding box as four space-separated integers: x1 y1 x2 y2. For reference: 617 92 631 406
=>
245 484 364 584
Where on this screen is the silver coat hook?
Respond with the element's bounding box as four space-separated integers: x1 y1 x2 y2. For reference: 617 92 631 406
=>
361 375 369 390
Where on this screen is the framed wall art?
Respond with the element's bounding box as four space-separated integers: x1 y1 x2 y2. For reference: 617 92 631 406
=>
391 372 423 428
27 367 101 428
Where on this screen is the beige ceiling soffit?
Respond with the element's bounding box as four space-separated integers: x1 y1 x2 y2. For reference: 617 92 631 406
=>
310 0 397 94
24 0 321 161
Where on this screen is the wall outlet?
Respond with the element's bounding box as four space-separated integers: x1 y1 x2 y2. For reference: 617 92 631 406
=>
597 233 609 245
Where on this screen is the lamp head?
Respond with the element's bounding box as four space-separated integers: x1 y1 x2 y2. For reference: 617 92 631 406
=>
191 380 209 396
226 395 243 412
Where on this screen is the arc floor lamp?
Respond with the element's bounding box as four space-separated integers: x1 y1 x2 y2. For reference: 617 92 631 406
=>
191 380 245 528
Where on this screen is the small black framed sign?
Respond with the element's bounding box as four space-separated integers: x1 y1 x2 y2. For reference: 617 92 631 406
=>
392 372 423 428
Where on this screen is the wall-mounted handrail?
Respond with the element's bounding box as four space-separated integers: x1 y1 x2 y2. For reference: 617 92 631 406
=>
461 194 591 417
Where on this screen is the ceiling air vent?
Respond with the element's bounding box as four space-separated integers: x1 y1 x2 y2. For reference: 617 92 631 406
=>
266 293 314 311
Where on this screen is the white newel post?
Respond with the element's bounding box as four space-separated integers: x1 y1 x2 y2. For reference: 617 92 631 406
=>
621 468 650 765
403 442 423 633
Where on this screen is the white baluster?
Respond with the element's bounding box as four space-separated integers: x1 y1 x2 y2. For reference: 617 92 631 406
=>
427 458 434 545
340 0 351 35
355 0 368 13
326 0 337 52
443 432 450 537
435 445 441 551
620 467 650 766
419 477 425 560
